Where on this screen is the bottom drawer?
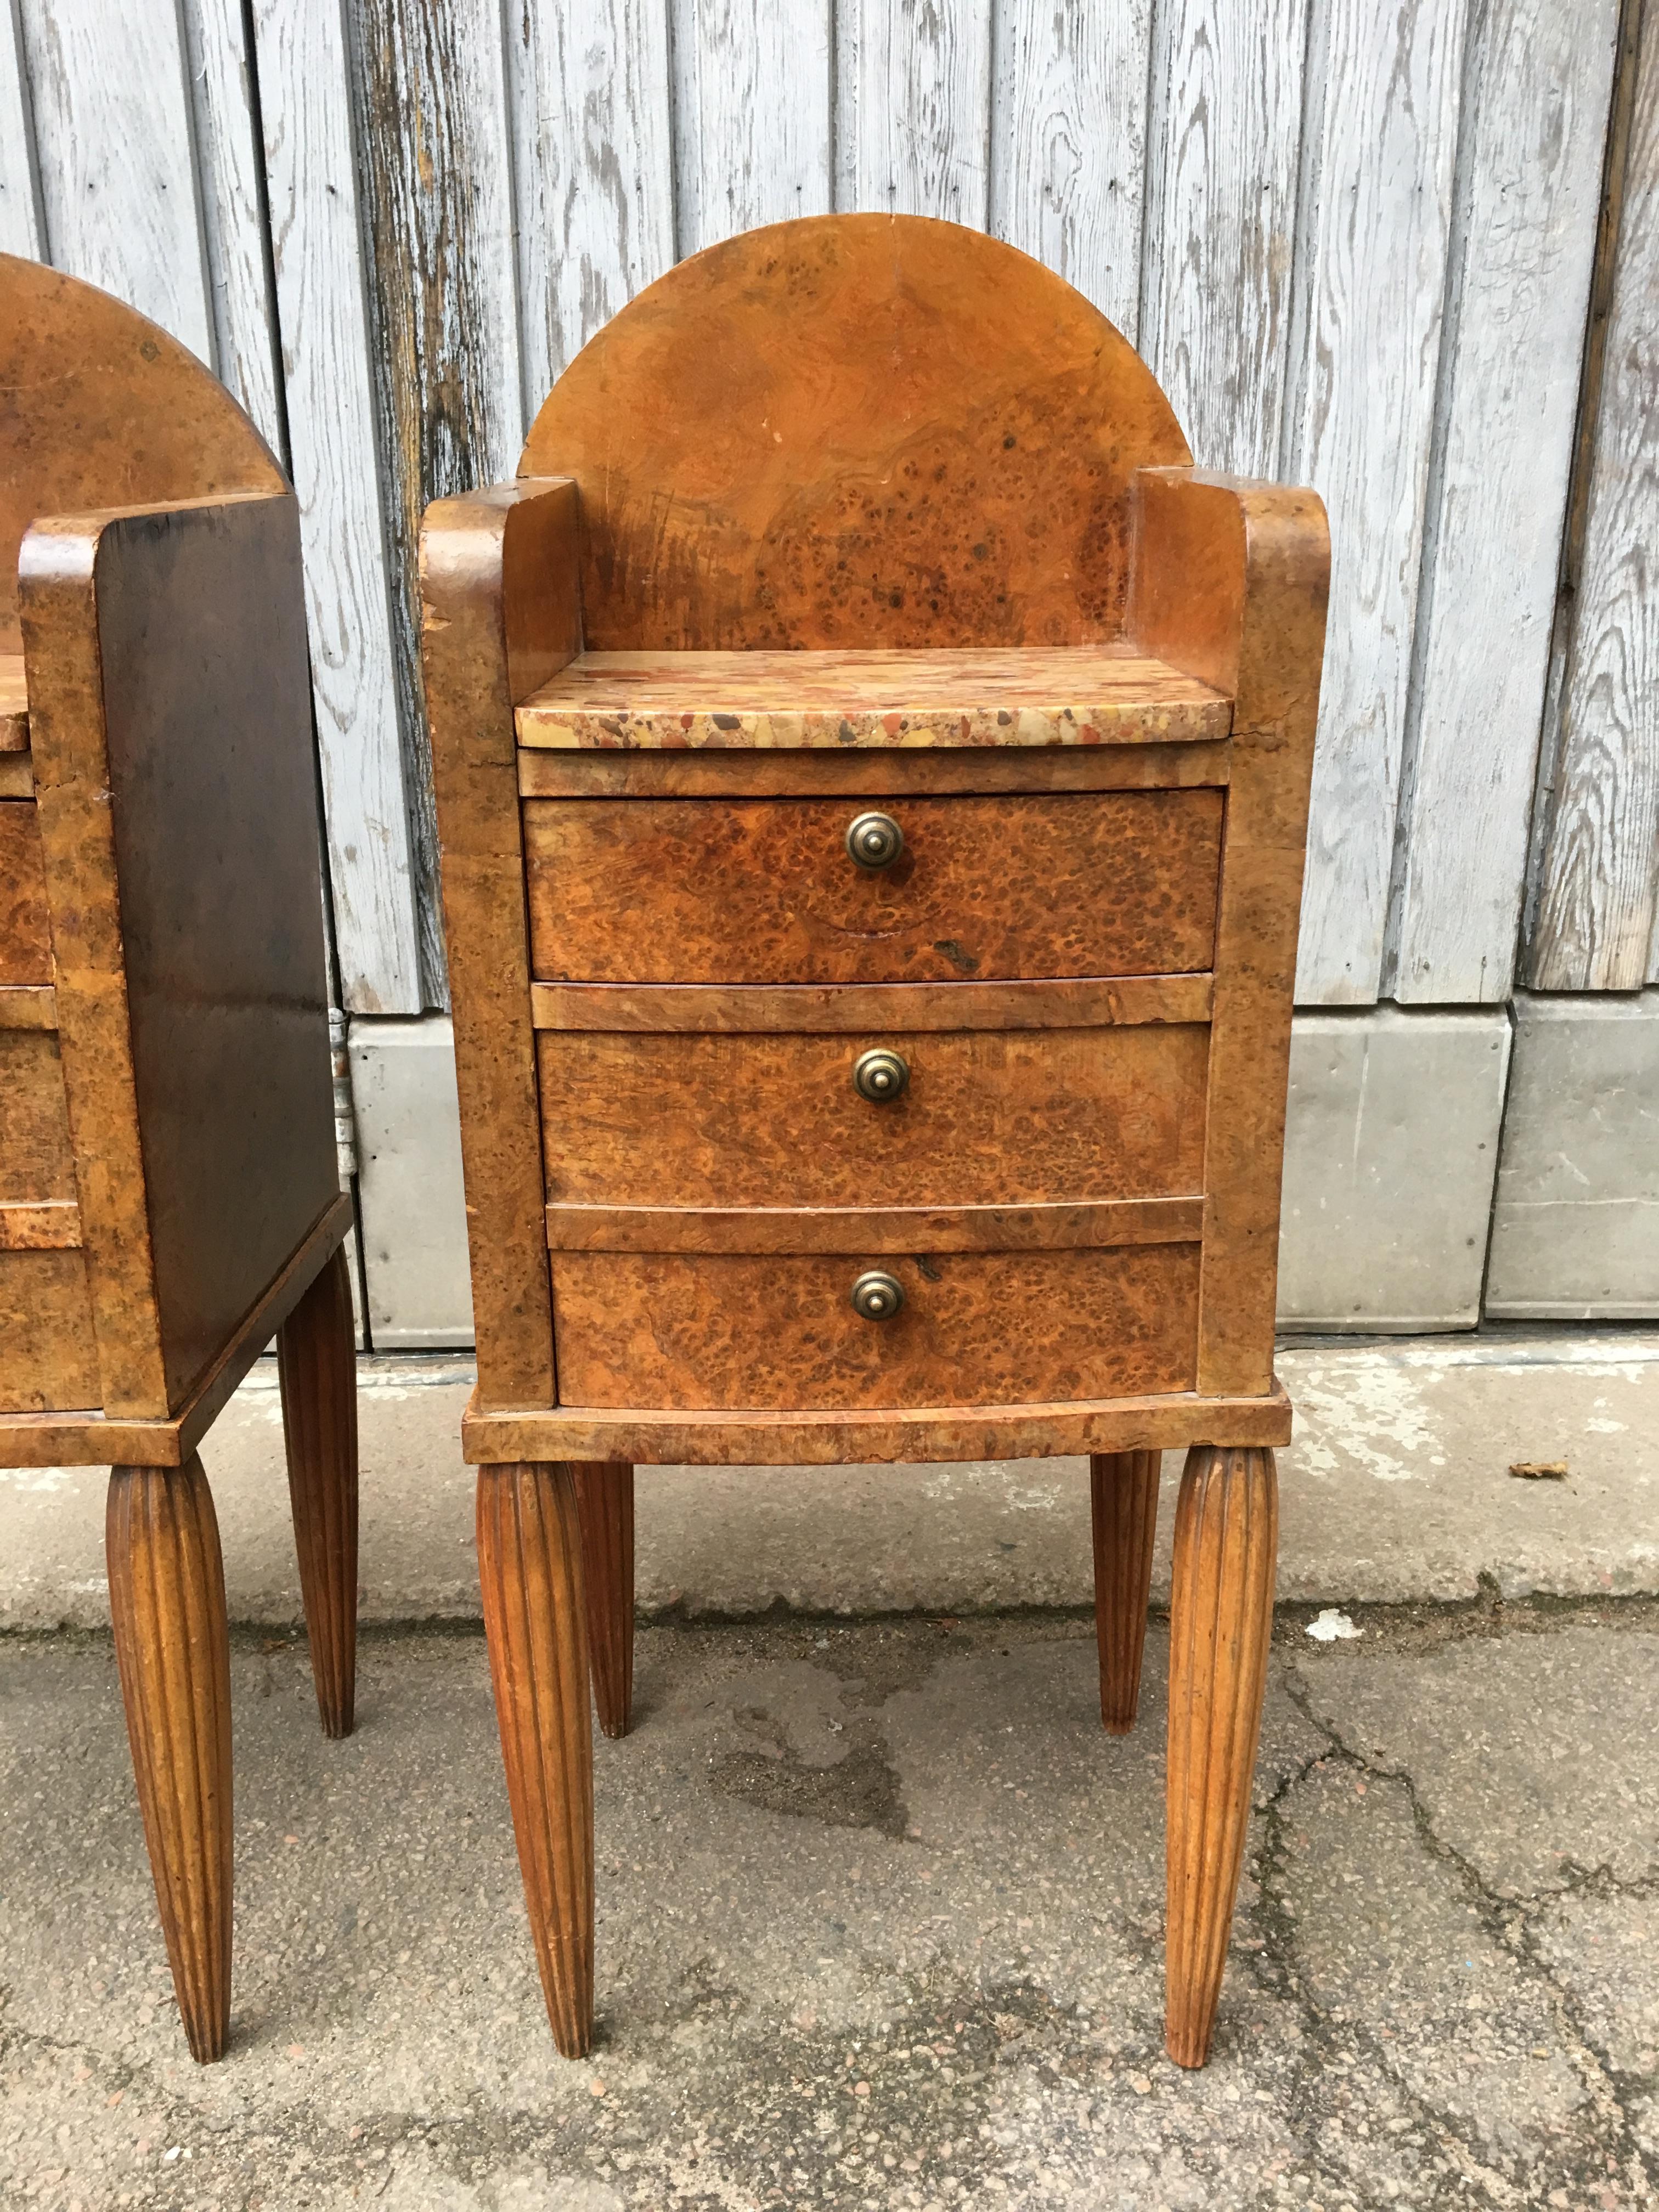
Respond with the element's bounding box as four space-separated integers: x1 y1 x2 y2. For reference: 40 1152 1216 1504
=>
0 1249 99 1412
551 1244 1200 1412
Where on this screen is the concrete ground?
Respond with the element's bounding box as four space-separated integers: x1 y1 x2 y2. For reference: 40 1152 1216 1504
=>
1 1331 1656 2209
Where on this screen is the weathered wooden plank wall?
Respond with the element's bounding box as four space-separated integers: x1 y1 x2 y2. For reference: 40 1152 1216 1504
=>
2 0 1654 1015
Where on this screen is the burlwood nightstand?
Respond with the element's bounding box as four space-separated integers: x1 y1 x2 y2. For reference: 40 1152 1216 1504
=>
1 258 357 2061
421 215 1328 2069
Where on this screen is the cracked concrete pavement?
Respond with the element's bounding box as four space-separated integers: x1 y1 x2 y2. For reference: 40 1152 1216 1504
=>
2 1599 1656 2210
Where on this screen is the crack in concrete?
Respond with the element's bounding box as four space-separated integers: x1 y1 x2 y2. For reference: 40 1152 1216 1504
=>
1269 1664 1658 2207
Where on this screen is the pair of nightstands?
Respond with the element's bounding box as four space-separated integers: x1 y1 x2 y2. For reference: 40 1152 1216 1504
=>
4 214 1325 2074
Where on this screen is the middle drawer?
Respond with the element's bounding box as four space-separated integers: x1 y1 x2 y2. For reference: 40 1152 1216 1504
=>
523 788 1223 984
538 1022 1209 1210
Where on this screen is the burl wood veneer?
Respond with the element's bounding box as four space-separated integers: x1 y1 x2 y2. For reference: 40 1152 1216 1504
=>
420 215 1329 2069
0 256 359 2062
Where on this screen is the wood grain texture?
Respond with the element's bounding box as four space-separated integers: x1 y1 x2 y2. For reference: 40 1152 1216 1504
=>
1131 470 1329 1397
0 3 42 256
991 0 1150 332
0 654 26 746
551 1245 1201 1413
0 1193 351 1465
0 983 54 1028
545 1197 1205 1255
25 495 337 1415
0 798 49 981
276 1241 358 1740
1527 5 1659 990
349 0 524 1006
506 0 674 397
1286 0 1467 1005
0 1249 99 1410
1165 1443 1277 2069
178 0 286 450
1091 1450 1161 1734
0 255 282 652
249 0 422 1014
476 1462 595 2057
538 1024 1209 1210
1389 0 1620 1002
518 739 1233 799
520 216 1190 651
0 1198 80 1248
525 791 1223 984
1139 0 1310 475
464 1381 1294 1469
671 0 831 255
570 1460 634 1740
837 0 991 225
17 518 166 1412
516 645 1229 749
532 977 1214 1034
420 480 579 1410
16 0 212 359
106 1455 234 2064
0 1030 77 1201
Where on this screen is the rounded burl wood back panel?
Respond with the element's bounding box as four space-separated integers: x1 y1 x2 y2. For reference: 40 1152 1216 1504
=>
0 256 284 651
521 216 1191 651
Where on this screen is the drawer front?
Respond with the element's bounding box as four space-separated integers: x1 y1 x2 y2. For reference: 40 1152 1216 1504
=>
0 1250 99 1411
539 1023 1208 1209
524 789 1223 984
551 1244 1200 1411
0 1031 76 1203
0 800 51 986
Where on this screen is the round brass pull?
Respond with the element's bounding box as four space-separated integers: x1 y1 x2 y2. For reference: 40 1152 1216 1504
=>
850 1269 905 1322
853 1047 910 1103
845 810 904 870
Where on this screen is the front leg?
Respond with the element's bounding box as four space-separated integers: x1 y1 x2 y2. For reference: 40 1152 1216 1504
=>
1165 1444 1277 2067
477 1462 595 2056
106 1456 234 2063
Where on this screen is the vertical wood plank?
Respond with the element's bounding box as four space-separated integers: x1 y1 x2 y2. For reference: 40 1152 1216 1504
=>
179 0 287 456
250 0 423 1015
16 0 213 358
507 0 675 409
670 0 832 256
1138 0 1312 471
1284 0 1468 1006
1388 0 1620 1004
990 0 1152 334
0 0 44 257
838 0 992 225
1526 4 1659 991
348 0 524 1006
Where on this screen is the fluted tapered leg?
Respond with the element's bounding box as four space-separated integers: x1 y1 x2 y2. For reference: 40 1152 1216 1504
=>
106 1456 233 2064
1090 1450 1161 1734
277 1241 359 1738
477 1462 595 2056
571 1461 634 1739
1165 1444 1277 2069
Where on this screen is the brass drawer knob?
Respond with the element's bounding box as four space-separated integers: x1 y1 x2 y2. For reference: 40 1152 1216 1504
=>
850 1269 905 1322
853 1047 910 1103
845 810 904 869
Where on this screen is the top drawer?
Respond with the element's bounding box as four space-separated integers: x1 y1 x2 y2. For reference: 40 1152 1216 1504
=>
523 788 1223 985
